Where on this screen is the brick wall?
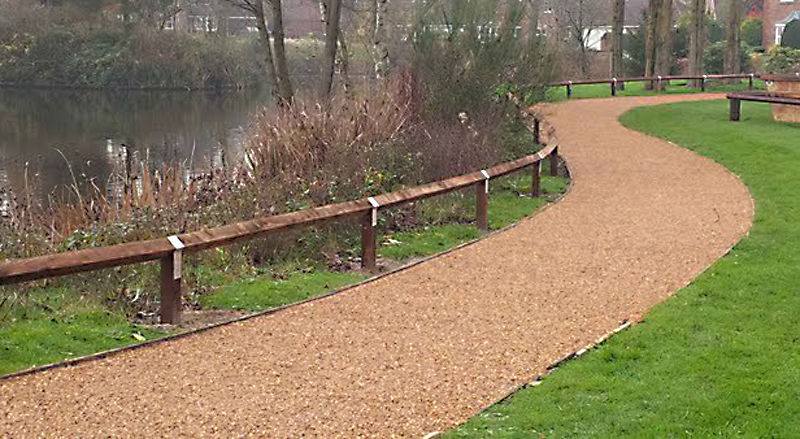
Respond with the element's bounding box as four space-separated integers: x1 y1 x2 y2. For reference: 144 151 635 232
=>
764 0 800 47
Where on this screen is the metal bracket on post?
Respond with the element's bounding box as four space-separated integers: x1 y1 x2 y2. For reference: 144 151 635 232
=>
368 197 380 227
167 235 184 280
480 170 490 194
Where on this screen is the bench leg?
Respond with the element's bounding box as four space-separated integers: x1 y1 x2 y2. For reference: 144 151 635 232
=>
729 99 741 122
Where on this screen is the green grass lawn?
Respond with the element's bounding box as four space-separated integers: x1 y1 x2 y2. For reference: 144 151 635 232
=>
546 79 766 102
0 286 167 376
199 269 366 311
446 100 800 438
378 174 568 260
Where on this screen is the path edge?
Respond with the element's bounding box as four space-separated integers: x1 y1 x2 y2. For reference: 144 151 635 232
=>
0 154 575 383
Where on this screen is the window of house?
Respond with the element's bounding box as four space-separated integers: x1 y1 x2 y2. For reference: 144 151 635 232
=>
777 24 787 44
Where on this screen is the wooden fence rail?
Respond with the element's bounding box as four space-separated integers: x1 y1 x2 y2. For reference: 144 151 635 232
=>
0 120 560 324
550 73 760 99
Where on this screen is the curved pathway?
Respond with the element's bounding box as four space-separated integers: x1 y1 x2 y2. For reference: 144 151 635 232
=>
0 95 753 437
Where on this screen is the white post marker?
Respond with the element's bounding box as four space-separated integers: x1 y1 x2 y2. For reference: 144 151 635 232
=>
537 150 546 161
167 235 185 281
368 197 380 227
480 170 490 194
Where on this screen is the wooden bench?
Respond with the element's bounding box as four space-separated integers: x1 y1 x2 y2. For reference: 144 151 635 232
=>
727 92 800 121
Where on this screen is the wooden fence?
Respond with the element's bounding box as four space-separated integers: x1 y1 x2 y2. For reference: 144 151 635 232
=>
0 117 560 324
551 73 760 98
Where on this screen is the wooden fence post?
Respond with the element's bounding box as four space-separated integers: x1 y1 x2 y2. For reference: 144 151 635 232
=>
657 76 663 93
730 98 741 122
549 147 559 177
475 172 489 231
566 81 573 99
749 74 754 90
160 253 182 325
701 75 707 92
533 118 541 144
531 161 541 197
611 78 617 97
361 201 378 270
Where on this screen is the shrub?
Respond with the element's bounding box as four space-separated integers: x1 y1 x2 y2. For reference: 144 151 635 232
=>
741 18 763 48
410 0 554 120
764 45 800 73
703 41 750 74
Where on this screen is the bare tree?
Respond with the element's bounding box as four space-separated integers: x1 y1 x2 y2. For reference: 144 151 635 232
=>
724 0 743 75
269 0 293 101
688 0 705 86
527 0 541 36
643 0 672 88
371 0 390 79
655 0 673 77
319 0 353 93
222 0 292 103
611 0 625 86
553 0 602 78
644 0 660 88
319 0 343 97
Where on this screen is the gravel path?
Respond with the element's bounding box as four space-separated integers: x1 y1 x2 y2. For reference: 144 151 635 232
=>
0 95 753 438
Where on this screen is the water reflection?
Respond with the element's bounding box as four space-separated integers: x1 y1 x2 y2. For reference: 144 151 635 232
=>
0 87 271 199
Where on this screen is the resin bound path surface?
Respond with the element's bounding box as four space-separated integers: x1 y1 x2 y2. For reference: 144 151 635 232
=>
0 95 754 437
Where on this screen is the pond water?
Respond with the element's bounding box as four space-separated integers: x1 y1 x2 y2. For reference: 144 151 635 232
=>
0 87 272 199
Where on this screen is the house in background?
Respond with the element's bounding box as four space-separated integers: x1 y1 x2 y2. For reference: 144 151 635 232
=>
170 0 323 38
763 0 800 46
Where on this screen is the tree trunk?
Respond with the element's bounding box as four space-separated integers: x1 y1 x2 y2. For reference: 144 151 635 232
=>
338 31 351 95
724 0 743 75
526 0 541 40
254 1 280 98
611 0 626 87
644 0 661 89
654 0 673 77
688 0 705 87
269 0 294 103
372 0 390 79
319 0 342 97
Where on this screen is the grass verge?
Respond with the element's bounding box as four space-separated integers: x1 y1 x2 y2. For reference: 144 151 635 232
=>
446 100 800 437
0 286 166 376
379 174 568 260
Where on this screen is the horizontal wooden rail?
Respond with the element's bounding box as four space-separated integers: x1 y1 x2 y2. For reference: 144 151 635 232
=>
0 120 561 324
551 73 760 98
